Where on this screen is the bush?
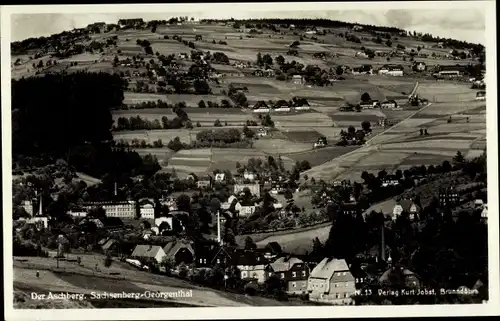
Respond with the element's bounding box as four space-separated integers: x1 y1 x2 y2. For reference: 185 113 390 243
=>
178 263 188 278
104 254 113 268
244 282 259 296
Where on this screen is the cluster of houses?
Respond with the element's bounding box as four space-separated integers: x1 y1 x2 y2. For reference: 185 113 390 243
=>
123 233 361 305
251 98 310 113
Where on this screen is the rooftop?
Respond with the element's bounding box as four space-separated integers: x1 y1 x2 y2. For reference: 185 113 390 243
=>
309 257 350 280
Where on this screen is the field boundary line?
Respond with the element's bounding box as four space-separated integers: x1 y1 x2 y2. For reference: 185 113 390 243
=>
365 102 433 146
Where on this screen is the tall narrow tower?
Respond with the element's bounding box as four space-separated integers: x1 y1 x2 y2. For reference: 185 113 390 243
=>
38 193 43 216
217 210 221 245
380 224 386 262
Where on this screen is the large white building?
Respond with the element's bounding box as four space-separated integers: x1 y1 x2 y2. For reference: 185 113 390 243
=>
83 201 136 218
234 183 261 197
140 203 155 219
378 65 404 76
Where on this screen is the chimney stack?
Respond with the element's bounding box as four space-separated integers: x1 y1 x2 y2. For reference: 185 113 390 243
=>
39 193 43 216
217 210 222 245
114 182 118 197
381 225 386 262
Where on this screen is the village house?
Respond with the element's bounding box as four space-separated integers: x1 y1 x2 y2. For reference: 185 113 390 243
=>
476 91 486 101
252 100 270 113
340 202 359 217
378 117 399 127
131 245 167 264
221 195 239 210
481 204 488 222
253 69 264 77
24 216 49 229
209 72 224 80
263 68 275 77
378 64 404 76
359 101 375 109
392 199 421 221
234 250 269 283
380 100 398 109
90 218 105 228
380 266 421 289
381 175 400 187
21 200 34 216
161 196 178 211
262 242 283 259
352 65 373 75
142 229 155 240
439 187 460 207
355 51 368 58
474 199 485 208
313 136 328 148
67 208 88 218
307 258 356 305
214 173 226 183
222 196 256 218
292 74 305 85
140 203 155 219
243 170 257 181
414 62 427 72
238 201 258 217
266 257 310 295
101 238 118 255
256 128 269 137
437 65 468 77
197 175 212 189
234 182 261 197
163 240 195 265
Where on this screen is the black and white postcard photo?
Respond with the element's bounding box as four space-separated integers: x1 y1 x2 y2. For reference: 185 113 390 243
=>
2 1 498 320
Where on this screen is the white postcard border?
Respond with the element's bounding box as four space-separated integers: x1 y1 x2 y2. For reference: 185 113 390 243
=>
2 1 498 320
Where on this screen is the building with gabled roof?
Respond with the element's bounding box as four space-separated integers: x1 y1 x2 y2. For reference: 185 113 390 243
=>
130 245 166 264
266 256 310 294
163 240 194 265
307 257 355 305
392 199 420 221
233 250 269 283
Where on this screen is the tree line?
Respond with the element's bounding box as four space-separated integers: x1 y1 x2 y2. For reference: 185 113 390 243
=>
202 18 403 33
12 71 161 179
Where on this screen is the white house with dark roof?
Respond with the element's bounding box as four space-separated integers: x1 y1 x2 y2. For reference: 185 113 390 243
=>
307 258 356 305
392 199 421 221
481 204 488 221
378 64 404 76
476 91 486 101
214 173 226 182
243 170 257 181
380 100 398 109
140 203 154 219
292 74 305 85
130 245 167 264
